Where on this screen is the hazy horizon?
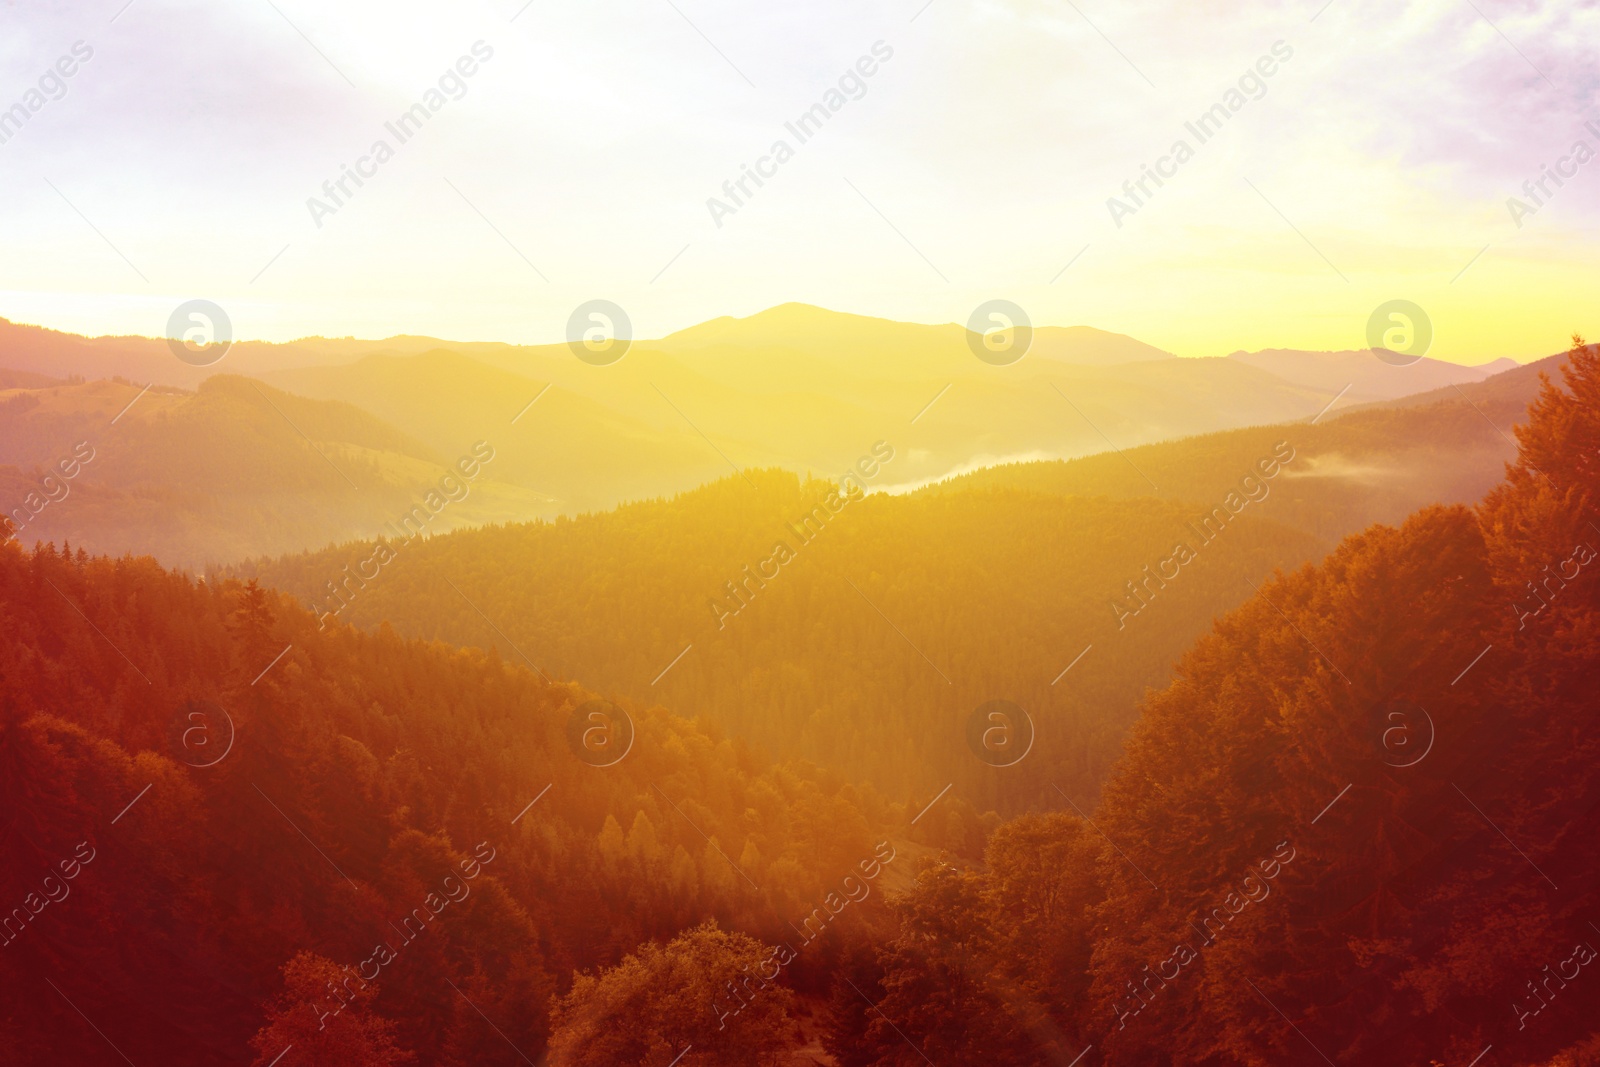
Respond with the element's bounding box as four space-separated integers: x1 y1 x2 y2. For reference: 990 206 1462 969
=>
0 301 1544 366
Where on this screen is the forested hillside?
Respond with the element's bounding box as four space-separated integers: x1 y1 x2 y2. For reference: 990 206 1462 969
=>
257 349 733 515
931 356 1555 545
238 356 1551 814
0 544 906 1065
239 462 1324 812
0 374 547 567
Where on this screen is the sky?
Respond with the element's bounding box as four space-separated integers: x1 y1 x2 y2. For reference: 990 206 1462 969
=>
0 0 1596 362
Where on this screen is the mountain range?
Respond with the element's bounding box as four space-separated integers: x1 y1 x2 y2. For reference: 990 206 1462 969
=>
1 305 1546 568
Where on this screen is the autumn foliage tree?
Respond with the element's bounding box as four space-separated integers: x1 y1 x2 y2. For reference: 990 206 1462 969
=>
1074 337 1600 1065
249 952 412 1067
827 815 1101 1065
546 922 796 1067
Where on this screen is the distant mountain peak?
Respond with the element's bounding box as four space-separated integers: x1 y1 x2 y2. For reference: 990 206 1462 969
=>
1226 346 1519 402
656 302 1173 366
659 302 901 344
